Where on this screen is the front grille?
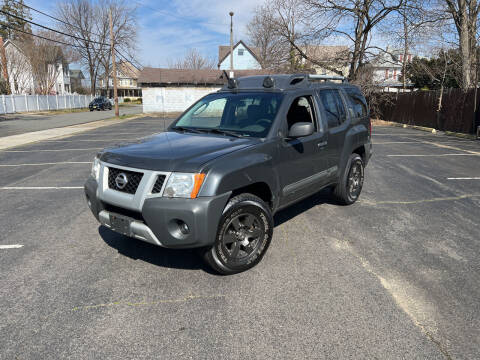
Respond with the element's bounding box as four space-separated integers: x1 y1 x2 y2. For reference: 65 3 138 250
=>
108 167 143 194
151 175 166 194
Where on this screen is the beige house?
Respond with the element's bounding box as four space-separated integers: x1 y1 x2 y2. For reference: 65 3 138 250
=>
98 60 142 98
299 45 350 77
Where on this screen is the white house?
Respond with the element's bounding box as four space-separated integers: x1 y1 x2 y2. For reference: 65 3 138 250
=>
371 47 414 90
3 39 71 95
218 40 261 70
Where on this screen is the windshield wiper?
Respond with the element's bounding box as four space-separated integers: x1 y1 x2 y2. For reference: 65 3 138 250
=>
172 126 203 134
202 128 244 138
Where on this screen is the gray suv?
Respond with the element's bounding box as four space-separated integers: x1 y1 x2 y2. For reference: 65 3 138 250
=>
84 74 372 274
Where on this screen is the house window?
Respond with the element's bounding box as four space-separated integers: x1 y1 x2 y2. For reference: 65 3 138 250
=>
399 54 403 62
393 70 397 79
238 48 244 56
385 69 389 79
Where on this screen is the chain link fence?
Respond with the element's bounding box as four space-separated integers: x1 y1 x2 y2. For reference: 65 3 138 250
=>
0 94 95 114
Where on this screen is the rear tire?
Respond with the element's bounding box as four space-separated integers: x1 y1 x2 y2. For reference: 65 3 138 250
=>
333 153 364 205
202 193 273 275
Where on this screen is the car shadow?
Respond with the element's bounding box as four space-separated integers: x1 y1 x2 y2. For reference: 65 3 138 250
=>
274 188 336 227
99 188 337 273
99 226 217 274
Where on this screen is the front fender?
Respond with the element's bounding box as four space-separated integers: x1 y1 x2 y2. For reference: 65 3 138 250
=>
198 144 279 204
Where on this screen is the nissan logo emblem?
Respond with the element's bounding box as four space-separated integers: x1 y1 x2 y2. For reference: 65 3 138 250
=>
115 173 128 189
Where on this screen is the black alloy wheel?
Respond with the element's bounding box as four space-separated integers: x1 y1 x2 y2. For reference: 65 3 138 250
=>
333 153 364 205
221 213 264 261
202 193 273 275
347 157 364 201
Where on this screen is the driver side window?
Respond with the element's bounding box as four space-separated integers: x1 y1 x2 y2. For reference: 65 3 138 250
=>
286 96 317 131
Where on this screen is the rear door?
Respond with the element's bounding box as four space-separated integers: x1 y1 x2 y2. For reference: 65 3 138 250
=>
277 94 329 207
316 88 349 172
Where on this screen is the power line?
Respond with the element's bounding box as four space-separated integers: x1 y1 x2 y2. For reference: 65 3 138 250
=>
1 22 88 49
0 9 109 47
10 0 106 41
7 2 143 69
116 48 143 69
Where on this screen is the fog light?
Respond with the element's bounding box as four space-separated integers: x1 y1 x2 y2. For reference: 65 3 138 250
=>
180 222 189 235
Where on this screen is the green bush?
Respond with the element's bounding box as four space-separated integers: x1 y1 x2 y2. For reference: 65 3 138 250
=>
124 98 131 102
137 97 142 104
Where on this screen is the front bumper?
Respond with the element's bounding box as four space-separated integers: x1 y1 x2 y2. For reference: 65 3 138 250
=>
84 176 230 249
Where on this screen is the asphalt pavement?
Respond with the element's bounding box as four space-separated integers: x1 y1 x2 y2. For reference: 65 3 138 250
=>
0 105 142 137
0 120 479 359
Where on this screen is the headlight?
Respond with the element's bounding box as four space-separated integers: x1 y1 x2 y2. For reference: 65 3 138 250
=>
163 173 205 198
91 157 100 181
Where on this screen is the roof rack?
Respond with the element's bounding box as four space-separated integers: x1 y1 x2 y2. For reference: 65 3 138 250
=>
307 74 348 83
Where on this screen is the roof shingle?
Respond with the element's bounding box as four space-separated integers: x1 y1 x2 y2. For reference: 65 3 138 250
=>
138 68 276 86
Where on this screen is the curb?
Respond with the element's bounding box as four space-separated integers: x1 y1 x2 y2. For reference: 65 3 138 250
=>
0 114 147 150
373 120 478 140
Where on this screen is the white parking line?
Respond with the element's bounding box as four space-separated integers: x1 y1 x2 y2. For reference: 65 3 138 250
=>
374 141 421 144
0 186 83 190
0 244 23 249
1 148 101 152
0 161 90 167
43 139 134 142
447 177 480 180
388 154 480 157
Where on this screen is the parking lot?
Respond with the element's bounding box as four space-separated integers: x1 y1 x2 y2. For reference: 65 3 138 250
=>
1 118 479 359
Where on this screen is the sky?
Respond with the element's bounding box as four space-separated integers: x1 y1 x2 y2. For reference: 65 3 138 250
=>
25 0 262 70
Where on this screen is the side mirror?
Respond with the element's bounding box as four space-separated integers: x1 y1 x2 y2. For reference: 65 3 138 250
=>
288 122 314 138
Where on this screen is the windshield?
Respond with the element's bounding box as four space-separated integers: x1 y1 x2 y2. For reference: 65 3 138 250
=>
173 92 283 138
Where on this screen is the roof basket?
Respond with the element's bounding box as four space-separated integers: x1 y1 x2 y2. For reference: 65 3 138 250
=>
308 74 348 83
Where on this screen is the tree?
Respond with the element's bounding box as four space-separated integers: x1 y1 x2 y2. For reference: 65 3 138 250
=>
304 0 405 80
406 51 461 89
247 4 289 70
0 0 32 41
168 48 216 69
406 49 461 128
56 0 137 94
97 0 137 96
381 0 439 90
444 0 480 89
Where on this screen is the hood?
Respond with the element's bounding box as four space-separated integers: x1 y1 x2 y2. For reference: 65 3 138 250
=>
99 131 258 172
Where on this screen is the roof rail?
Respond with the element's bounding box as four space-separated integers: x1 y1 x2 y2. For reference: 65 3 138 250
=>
308 74 348 83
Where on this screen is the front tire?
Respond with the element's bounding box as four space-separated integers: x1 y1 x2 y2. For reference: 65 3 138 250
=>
333 153 364 205
202 193 273 275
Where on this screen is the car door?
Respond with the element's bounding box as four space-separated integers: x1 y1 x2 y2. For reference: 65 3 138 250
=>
316 88 349 173
277 94 330 207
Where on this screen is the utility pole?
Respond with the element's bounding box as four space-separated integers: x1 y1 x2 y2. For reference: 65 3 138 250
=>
0 37 11 94
229 11 234 72
109 9 119 118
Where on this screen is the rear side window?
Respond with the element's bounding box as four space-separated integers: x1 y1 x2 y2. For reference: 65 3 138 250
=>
318 89 346 128
344 88 367 118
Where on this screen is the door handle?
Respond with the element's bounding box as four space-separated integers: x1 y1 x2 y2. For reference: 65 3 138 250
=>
317 141 327 147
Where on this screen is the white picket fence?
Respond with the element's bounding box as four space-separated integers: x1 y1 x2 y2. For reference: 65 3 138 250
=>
0 94 95 114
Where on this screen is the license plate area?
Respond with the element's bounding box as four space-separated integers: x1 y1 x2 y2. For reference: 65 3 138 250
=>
109 213 132 236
